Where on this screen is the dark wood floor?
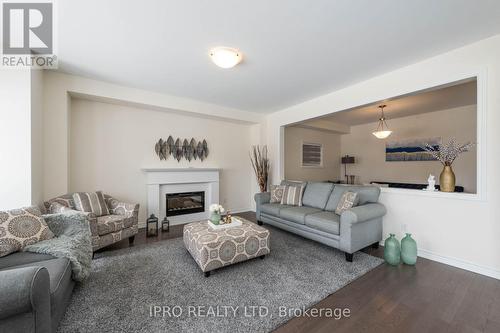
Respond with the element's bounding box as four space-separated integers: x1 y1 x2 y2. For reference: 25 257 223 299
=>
97 212 500 333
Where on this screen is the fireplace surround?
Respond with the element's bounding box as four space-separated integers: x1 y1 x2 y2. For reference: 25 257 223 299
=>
142 168 220 226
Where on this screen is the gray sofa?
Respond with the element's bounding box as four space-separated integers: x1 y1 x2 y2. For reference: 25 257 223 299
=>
0 252 73 333
255 181 386 261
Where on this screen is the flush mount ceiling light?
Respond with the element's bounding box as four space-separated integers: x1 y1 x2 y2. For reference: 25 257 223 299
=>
372 104 393 139
209 47 242 69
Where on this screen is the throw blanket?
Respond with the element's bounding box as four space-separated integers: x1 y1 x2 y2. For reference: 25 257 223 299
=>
24 212 92 281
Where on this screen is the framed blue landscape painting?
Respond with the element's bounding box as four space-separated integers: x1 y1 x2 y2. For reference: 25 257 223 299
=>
385 137 441 162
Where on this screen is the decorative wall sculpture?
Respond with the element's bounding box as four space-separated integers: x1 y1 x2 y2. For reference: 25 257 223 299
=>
155 137 209 162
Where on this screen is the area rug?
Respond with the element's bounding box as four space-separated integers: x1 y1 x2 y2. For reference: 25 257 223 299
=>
58 225 383 333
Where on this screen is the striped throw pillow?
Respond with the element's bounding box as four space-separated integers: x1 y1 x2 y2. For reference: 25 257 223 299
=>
281 184 305 206
72 191 110 217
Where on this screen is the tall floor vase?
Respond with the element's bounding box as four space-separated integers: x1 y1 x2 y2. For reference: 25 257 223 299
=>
384 234 400 266
401 233 417 265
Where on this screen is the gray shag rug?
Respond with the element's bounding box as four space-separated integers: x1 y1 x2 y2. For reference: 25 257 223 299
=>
58 225 382 333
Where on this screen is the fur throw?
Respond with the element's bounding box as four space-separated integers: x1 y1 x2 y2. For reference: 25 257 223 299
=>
24 211 92 281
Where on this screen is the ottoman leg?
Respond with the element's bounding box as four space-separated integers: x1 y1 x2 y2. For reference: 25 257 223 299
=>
257 220 263 226
204 271 211 277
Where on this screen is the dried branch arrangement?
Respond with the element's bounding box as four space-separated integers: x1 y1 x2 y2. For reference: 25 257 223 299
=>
250 145 270 193
422 138 475 166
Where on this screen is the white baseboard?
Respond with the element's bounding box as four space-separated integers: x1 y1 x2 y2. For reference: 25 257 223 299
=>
377 240 500 280
417 248 500 280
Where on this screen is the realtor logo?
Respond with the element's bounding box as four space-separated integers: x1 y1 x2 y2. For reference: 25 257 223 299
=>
1 1 57 68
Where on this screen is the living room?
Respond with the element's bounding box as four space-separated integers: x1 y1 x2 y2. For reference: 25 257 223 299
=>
1 1 500 333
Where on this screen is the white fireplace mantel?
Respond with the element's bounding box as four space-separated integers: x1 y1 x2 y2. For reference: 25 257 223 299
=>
142 168 220 225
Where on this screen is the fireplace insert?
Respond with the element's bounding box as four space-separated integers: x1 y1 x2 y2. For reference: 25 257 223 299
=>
166 191 205 216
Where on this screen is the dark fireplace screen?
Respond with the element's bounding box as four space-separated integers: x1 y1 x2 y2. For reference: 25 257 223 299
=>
166 191 205 216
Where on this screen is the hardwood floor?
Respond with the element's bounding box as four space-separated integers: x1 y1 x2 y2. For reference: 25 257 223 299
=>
96 212 500 333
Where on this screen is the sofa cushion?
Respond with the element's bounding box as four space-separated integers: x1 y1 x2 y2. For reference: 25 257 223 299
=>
0 206 54 257
0 251 55 270
261 203 291 217
325 185 381 211
302 182 334 209
279 206 322 224
305 212 341 235
73 191 110 217
96 214 132 236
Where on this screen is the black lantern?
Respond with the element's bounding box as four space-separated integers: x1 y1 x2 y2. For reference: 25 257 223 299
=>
161 217 170 232
146 214 158 237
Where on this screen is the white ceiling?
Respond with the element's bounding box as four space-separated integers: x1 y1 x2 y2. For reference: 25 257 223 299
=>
318 80 477 126
56 1 500 113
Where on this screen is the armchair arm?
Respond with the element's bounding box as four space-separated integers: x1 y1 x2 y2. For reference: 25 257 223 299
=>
340 203 386 225
106 197 139 219
0 266 51 333
254 192 271 205
254 192 271 221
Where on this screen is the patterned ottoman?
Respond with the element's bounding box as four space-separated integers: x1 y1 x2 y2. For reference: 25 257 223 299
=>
183 218 270 277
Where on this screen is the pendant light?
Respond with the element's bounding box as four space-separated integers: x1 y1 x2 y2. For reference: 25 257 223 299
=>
372 104 392 139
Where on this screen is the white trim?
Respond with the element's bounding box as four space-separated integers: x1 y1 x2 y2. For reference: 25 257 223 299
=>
380 187 480 201
417 248 500 280
278 70 487 201
375 240 500 280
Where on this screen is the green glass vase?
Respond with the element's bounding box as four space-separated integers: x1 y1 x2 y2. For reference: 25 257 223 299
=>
401 233 417 265
384 234 400 266
209 212 221 225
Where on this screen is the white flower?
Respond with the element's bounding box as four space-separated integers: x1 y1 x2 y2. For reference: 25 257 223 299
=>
209 204 225 213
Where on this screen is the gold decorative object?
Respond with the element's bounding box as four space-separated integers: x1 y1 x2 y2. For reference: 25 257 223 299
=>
440 165 456 192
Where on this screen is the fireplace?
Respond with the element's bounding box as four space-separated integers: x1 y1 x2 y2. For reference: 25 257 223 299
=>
166 191 205 216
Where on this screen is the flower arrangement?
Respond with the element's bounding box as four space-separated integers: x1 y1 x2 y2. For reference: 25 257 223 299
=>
421 138 475 166
250 145 270 192
209 204 225 225
209 204 225 214
421 138 475 192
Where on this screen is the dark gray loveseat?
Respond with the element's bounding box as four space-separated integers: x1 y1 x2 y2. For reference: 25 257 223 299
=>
0 252 74 333
255 181 386 261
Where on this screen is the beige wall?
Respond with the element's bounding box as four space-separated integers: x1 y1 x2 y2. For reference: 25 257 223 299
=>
340 105 477 193
70 98 256 226
266 35 500 279
284 126 341 182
